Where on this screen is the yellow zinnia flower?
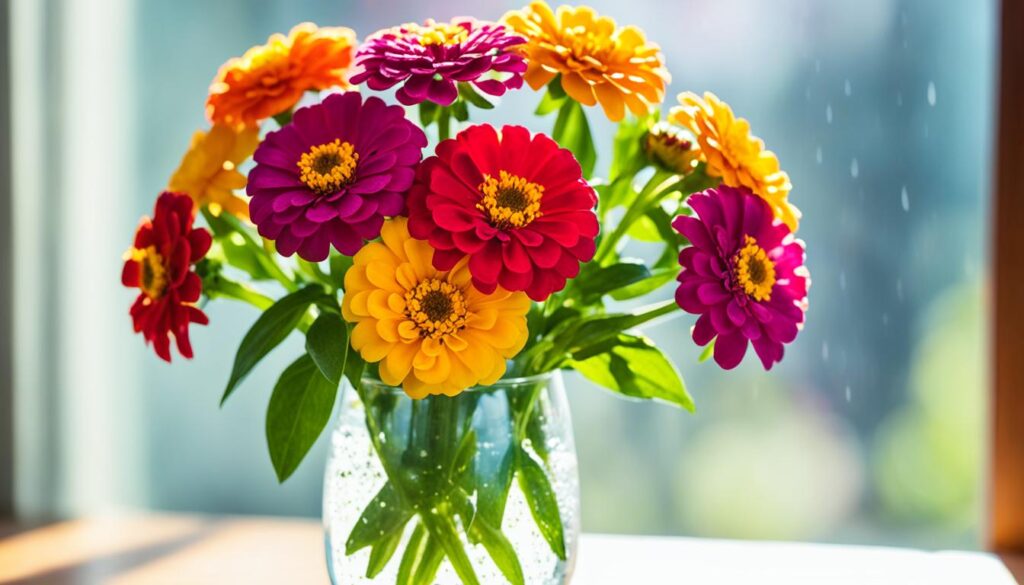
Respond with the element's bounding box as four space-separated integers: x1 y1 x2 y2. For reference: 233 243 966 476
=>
342 218 531 399
168 124 259 219
669 92 801 231
502 1 669 122
206 23 356 129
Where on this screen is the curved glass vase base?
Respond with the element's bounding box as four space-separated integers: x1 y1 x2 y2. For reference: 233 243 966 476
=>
324 371 580 584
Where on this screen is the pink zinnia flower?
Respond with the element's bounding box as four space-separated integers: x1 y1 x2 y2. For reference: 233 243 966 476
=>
349 18 526 106
247 92 426 261
673 185 809 370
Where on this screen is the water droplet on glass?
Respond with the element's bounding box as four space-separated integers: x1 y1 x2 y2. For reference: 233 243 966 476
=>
826 104 833 124
815 146 823 165
377 432 386 443
379 501 387 508
814 59 821 73
839 271 847 290
419 449 428 458
927 82 937 106
882 313 889 326
845 386 852 402
850 158 859 178
896 91 903 106
901 186 910 211
821 342 830 362
844 79 852 96
896 278 905 301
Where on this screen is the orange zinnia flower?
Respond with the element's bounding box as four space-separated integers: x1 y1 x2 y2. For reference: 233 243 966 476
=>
206 23 357 129
502 1 669 122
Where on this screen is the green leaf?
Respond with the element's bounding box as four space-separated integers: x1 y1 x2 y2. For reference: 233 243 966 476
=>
423 512 481 585
418 101 439 127
609 112 656 181
345 349 366 397
366 527 405 578
328 252 353 291
305 311 348 385
470 517 526 585
458 83 495 109
517 449 567 559
346 481 414 554
552 99 597 179
221 285 325 404
698 338 716 363
265 354 339 482
575 261 652 302
609 266 679 301
535 89 565 116
476 447 515 527
569 333 694 411
626 214 662 242
451 99 470 122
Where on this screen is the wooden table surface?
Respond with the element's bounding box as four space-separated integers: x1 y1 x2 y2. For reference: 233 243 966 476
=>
0 514 1019 584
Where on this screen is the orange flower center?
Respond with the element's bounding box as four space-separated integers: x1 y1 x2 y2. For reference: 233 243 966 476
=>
732 236 776 302
477 170 544 229
413 22 469 46
405 279 468 339
132 246 168 300
297 139 358 194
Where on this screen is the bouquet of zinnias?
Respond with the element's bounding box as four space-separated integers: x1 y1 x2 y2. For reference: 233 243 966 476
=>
122 3 808 584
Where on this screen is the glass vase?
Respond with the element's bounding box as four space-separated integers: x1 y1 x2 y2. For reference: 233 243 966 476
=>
323 371 580 584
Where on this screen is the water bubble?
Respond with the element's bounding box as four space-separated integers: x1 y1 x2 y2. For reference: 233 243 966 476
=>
377 432 386 443
927 82 937 106
844 79 852 96
815 146 823 165
379 501 387 508
419 449 428 458
901 186 910 211
850 158 859 178
826 104 833 124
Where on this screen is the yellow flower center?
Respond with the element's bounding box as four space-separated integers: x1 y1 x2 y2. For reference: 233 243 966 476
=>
132 246 168 300
477 170 544 229
405 279 468 339
414 22 469 46
733 236 776 302
297 139 358 195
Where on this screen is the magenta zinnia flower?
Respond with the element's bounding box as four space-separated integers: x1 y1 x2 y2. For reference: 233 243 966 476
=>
247 92 426 261
673 185 809 370
349 18 526 106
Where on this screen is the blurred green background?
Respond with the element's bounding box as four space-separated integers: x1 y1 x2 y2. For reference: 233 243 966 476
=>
10 0 994 550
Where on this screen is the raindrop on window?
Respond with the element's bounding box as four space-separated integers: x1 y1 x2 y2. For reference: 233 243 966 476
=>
896 278 904 301
815 146 823 165
826 104 833 124
821 342 830 362
839 271 847 290
845 386 852 402
850 158 859 178
901 186 910 211
896 91 903 106
844 79 852 96
927 82 937 106
815 59 821 73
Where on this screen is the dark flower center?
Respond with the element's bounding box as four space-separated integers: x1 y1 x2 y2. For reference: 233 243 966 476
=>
420 290 454 322
477 170 544 229
132 245 168 300
732 236 776 302
405 278 468 339
297 139 358 194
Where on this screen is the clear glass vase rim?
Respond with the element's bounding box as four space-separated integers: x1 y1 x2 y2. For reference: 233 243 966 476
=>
357 370 558 394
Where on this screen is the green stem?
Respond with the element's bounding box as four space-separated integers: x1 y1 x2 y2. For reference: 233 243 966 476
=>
201 207 298 292
272 109 293 127
206 277 274 310
594 169 678 264
437 109 451 142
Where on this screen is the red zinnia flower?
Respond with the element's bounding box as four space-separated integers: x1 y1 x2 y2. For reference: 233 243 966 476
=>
407 124 598 301
122 192 212 362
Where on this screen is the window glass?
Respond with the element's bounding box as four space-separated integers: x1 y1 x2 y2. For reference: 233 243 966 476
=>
135 0 994 547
